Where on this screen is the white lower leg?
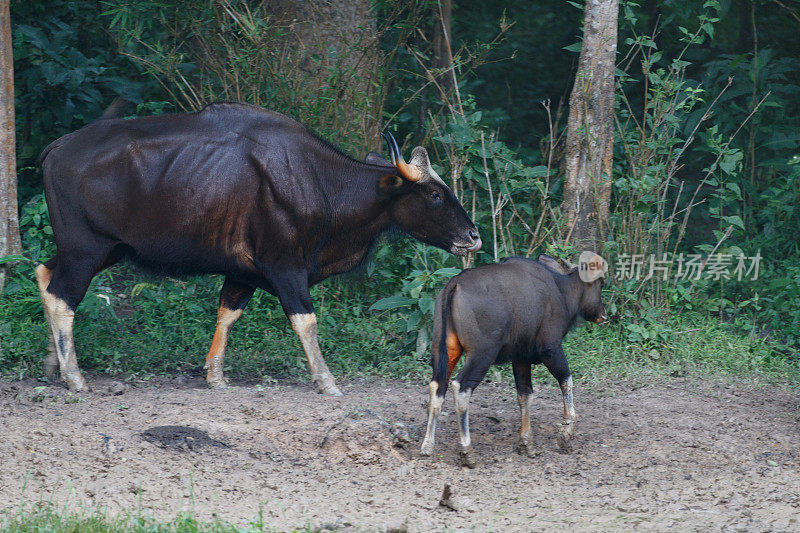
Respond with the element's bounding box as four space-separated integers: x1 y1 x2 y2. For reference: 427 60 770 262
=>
561 376 576 421
420 381 444 456
518 393 535 444
45 295 86 392
204 307 242 387
558 376 577 445
289 313 342 396
516 393 539 457
35 265 58 377
452 381 475 467
452 381 472 450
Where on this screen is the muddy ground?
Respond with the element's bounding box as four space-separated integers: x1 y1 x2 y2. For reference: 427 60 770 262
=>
1 375 799 532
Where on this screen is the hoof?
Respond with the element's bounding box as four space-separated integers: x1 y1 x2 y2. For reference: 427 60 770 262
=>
420 440 434 457
459 447 477 468
315 376 343 396
557 433 573 453
207 378 229 389
516 439 539 458
319 384 343 397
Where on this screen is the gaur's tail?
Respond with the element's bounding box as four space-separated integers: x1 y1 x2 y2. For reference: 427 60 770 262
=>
435 283 458 388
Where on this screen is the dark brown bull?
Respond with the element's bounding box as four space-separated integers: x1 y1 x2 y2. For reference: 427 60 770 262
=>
420 253 606 466
35 102 480 395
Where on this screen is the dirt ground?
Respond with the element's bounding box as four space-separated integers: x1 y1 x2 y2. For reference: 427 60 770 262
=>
1 374 799 532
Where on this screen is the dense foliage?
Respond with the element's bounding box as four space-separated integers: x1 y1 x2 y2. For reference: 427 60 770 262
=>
1 0 798 384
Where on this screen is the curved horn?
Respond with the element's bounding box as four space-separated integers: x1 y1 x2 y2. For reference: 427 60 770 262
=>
380 132 398 165
381 131 422 182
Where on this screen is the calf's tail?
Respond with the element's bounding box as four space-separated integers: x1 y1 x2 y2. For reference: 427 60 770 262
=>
435 284 459 389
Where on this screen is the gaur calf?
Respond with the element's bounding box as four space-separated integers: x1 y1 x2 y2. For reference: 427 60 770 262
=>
420 253 607 467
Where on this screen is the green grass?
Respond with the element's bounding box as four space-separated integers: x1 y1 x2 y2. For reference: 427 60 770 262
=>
564 312 799 385
0 504 313 533
1 262 798 388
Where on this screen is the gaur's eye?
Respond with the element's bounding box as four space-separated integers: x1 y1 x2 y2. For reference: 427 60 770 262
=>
430 191 442 203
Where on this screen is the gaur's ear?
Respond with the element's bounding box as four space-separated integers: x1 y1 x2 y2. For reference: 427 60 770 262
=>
377 173 404 196
409 146 431 170
365 151 391 166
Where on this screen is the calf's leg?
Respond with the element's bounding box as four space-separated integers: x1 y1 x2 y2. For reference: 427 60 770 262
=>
542 345 577 452
512 360 538 457
451 348 496 468
421 308 463 456
420 380 444 456
204 279 254 388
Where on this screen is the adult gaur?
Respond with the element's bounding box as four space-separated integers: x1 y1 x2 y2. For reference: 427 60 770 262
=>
35 102 480 395
420 253 606 466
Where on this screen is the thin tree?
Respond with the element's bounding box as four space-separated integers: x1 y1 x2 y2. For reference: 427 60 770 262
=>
561 0 619 252
0 0 21 292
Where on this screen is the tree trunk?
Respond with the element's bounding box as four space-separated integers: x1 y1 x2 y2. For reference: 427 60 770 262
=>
561 0 618 253
432 0 453 92
0 0 21 292
269 0 383 153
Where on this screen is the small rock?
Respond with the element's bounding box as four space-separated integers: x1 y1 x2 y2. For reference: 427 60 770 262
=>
390 422 411 445
439 483 458 511
438 483 472 512
108 381 128 396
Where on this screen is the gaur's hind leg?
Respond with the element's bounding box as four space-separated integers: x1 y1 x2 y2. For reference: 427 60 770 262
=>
542 344 577 452
513 360 538 457
272 271 341 396
39 246 114 391
451 347 497 468
421 307 463 457
35 258 59 378
204 278 255 388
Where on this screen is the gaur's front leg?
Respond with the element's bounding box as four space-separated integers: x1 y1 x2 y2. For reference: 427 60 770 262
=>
273 271 342 396
542 344 577 452
204 278 255 388
512 361 538 457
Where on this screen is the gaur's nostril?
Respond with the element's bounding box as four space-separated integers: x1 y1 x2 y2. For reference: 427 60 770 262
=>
469 228 479 241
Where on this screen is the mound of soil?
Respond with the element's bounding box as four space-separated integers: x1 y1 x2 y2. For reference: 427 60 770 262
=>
317 408 414 465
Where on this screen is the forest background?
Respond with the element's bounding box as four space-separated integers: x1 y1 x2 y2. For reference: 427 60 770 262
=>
1 0 799 386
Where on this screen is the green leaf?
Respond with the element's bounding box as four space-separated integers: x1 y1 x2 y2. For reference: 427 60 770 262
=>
419 295 435 316
0 254 31 265
722 215 745 231
369 295 416 311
